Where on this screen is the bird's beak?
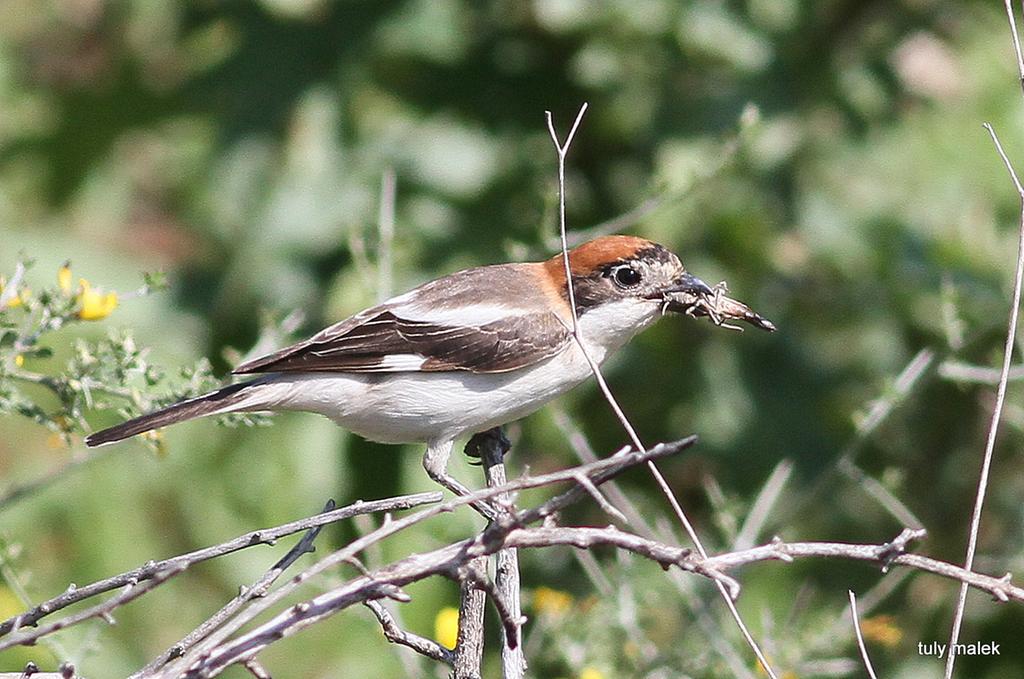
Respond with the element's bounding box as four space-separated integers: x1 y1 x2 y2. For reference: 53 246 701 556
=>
662 272 714 297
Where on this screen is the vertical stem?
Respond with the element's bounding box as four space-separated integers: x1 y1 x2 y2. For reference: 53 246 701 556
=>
453 566 487 679
944 121 1024 679
479 428 526 679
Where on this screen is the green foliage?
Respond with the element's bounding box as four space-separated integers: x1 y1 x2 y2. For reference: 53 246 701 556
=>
0 261 266 453
2 1 1024 677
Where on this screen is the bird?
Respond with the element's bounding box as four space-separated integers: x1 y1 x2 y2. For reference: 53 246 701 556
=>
85 235 772 498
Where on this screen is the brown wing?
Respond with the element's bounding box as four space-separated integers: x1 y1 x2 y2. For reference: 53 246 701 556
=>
233 310 571 375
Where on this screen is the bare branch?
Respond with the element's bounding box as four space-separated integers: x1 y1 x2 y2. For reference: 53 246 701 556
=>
478 428 527 678
0 566 184 652
130 500 339 677
0 492 442 639
158 440 694 677
943 119 1024 676
453 561 487 679
178 521 1024 678
364 600 453 665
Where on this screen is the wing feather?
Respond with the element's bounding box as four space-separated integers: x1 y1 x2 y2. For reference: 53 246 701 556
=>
233 310 571 375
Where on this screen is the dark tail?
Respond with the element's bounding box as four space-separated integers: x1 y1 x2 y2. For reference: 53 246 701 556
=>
85 381 258 447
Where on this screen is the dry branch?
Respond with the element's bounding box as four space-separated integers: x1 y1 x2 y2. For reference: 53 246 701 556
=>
364 600 453 665
131 500 341 677
944 5 1024 676
153 439 695 677
0 492 442 641
172 518 1024 678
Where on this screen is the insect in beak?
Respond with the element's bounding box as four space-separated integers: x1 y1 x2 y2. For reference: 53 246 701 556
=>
653 276 776 333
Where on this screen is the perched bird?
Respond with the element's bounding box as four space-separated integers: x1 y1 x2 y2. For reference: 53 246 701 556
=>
86 235 772 497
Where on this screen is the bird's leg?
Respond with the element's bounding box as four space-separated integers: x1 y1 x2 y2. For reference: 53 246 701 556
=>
423 440 498 521
423 439 469 495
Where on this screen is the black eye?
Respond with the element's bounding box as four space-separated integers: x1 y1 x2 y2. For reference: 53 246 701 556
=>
612 266 642 288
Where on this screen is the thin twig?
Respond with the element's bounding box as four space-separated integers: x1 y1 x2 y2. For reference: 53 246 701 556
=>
242 659 271 679
131 500 339 677
0 567 184 651
1006 0 1024 91
364 600 453 665
849 591 880 679
545 104 780 679
0 492 441 638
943 119 1024 679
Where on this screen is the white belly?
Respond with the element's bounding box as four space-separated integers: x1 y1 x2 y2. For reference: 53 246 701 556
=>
250 344 597 444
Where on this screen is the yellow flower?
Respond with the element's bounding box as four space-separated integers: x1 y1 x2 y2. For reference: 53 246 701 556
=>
859 615 902 648
77 279 118 320
58 261 72 294
532 586 573 618
434 606 460 650
579 668 605 679
14 354 24 368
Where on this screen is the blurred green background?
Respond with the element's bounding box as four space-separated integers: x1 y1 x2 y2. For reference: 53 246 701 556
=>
3 0 1024 677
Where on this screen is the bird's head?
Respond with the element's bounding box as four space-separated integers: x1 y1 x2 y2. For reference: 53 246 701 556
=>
544 235 775 336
